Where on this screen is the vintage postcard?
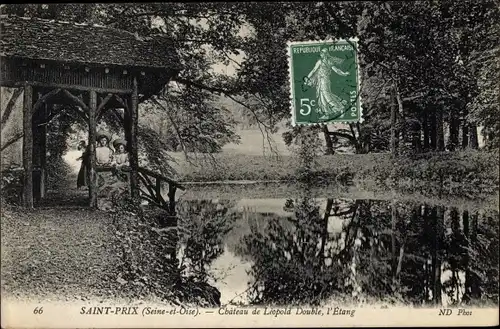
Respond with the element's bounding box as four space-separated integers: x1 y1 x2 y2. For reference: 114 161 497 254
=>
1 2 499 328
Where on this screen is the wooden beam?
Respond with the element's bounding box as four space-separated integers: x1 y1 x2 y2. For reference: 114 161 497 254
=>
129 76 139 199
32 88 61 113
22 83 34 208
140 190 161 207
123 109 132 155
138 167 185 190
141 171 166 206
155 179 162 202
168 185 177 216
137 172 158 204
62 89 90 112
73 106 89 122
10 81 133 95
96 93 114 121
40 103 48 199
32 102 48 201
113 94 128 112
88 90 98 208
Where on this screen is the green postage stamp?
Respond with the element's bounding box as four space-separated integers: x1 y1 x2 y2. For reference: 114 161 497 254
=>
287 39 362 126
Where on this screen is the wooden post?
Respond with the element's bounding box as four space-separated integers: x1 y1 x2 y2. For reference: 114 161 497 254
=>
168 185 177 216
155 178 162 202
167 183 178 263
88 90 98 208
40 103 47 199
35 102 48 199
32 92 41 202
22 84 34 208
129 76 139 199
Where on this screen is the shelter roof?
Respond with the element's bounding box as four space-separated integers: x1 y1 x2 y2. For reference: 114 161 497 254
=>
0 15 181 71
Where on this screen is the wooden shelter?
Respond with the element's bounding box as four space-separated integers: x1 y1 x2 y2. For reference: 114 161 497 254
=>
0 15 183 209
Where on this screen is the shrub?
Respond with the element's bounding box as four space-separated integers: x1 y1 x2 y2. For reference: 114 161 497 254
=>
111 197 223 306
387 150 499 195
1 167 24 206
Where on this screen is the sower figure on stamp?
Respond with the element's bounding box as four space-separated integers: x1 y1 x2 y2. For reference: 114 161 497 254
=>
304 47 349 120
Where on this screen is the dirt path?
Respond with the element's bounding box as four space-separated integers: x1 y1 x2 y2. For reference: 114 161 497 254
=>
0 206 122 301
1 152 123 301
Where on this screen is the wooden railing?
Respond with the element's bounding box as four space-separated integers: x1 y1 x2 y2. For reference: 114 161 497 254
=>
96 165 184 214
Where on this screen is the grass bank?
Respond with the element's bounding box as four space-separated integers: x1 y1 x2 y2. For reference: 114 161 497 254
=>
173 150 499 196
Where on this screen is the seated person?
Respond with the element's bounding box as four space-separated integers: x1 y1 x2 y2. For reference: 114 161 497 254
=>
112 139 130 167
96 131 113 166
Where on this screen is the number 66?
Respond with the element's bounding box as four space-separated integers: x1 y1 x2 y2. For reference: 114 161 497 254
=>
33 307 44 314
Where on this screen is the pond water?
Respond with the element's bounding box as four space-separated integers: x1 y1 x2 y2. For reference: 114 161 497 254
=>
57 152 499 307
173 191 499 307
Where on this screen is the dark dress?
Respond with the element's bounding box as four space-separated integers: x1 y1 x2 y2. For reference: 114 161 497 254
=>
77 147 90 188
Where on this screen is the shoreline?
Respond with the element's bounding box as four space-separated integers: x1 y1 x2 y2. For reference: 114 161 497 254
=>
173 150 499 195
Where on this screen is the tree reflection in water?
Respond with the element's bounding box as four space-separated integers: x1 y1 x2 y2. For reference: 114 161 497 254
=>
172 194 497 307
236 195 499 307
175 200 238 306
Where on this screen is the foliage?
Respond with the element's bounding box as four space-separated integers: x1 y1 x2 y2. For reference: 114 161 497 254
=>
174 151 498 197
3 2 499 156
385 150 500 195
137 126 177 178
111 200 178 301
0 168 23 206
111 198 226 307
143 91 240 155
177 200 238 282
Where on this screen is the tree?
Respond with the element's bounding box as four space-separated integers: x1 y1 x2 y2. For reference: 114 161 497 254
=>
3 1 499 158
1 3 248 159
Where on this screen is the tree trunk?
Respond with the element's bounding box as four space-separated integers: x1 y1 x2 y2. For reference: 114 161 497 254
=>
391 201 397 276
448 110 460 151
321 199 333 264
462 121 469 148
450 208 460 302
390 84 398 155
349 123 363 154
423 111 430 151
432 206 444 306
462 209 471 303
463 210 481 302
22 84 34 208
469 212 481 298
322 125 334 155
395 83 405 151
429 110 437 150
436 110 445 151
412 128 422 153
469 123 479 149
